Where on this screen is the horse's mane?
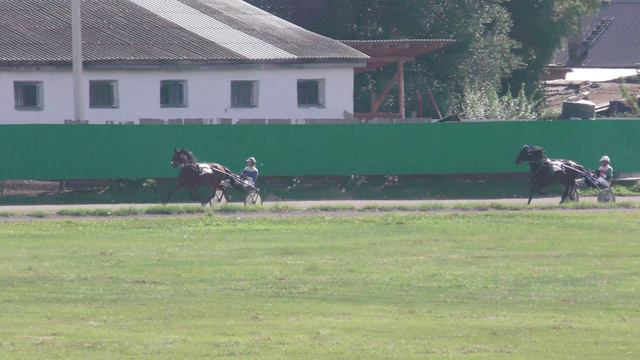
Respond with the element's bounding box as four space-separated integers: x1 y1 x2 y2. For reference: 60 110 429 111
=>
530 145 545 155
186 150 197 162
521 144 545 161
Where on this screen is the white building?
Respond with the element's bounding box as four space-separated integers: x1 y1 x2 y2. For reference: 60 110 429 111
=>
0 0 368 124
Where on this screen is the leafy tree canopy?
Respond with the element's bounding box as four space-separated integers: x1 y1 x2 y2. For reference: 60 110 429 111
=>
247 0 598 118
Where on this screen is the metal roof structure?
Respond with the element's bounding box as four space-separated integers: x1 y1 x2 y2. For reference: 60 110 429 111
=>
553 1 640 68
0 0 368 65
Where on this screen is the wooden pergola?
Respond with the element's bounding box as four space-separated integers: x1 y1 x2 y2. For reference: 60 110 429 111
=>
342 39 454 121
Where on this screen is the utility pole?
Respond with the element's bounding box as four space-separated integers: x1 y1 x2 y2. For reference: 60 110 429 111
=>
71 0 84 122
398 61 405 119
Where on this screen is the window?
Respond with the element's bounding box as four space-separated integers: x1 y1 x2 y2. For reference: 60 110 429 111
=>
297 79 325 107
231 81 259 108
14 81 43 110
89 80 118 108
160 80 187 107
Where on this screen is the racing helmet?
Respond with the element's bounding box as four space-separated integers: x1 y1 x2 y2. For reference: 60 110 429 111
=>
600 155 610 163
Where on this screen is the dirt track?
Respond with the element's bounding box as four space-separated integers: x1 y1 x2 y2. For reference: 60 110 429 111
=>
2 196 640 214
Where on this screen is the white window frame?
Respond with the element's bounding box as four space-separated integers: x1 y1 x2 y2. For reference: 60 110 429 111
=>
231 80 259 108
14 81 44 111
297 79 325 108
89 80 119 109
160 80 188 108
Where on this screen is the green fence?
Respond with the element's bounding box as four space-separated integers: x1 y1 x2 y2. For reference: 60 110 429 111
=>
0 120 638 180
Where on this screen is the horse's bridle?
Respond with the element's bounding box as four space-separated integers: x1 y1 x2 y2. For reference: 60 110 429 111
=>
172 152 196 168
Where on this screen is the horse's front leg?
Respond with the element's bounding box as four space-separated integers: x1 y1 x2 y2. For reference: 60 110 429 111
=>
567 182 579 202
164 181 182 205
559 184 570 204
527 181 537 205
201 187 217 207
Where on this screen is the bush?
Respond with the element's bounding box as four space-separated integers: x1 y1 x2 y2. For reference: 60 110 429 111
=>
461 83 539 120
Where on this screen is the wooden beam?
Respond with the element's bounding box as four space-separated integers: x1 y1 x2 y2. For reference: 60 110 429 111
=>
369 71 400 114
354 58 416 74
427 89 443 119
356 57 416 65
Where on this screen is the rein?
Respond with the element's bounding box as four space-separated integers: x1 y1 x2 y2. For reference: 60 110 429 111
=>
176 162 196 168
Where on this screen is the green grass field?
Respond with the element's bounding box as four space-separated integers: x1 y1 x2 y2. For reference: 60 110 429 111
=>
1 211 639 359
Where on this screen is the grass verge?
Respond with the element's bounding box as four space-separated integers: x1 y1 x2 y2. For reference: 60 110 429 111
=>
25 211 48 218
57 208 141 217
2 201 639 220
144 205 207 215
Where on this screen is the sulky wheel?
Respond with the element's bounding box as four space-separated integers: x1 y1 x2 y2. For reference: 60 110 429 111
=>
210 189 228 206
244 191 263 206
597 189 616 203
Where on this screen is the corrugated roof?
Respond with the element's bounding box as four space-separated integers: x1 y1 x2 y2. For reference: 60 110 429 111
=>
553 1 640 68
128 0 297 60
180 0 369 60
0 0 368 65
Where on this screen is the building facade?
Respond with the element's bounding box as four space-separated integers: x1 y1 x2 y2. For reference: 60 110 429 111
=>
1 65 357 124
0 0 367 124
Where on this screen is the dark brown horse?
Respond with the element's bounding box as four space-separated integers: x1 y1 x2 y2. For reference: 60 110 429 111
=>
515 144 594 204
164 148 234 206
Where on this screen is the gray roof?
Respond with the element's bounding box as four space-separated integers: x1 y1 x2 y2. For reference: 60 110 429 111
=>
0 0 367 65
553 1 640 68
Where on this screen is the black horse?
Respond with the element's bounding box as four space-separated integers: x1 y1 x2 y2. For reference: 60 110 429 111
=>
164 148 234 206
515 144 594 204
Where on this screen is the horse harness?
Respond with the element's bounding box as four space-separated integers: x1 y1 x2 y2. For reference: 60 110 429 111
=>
527 159 569 178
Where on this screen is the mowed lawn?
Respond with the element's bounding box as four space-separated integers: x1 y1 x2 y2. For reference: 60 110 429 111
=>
1 211 639 359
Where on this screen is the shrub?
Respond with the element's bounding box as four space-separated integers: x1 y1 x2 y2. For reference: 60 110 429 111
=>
461 83 539 120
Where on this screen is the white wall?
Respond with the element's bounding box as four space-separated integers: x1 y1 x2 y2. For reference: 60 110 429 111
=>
565 68 639 82
0 65 356 124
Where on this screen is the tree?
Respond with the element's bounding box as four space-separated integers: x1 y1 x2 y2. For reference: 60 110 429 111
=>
504 0 599 94
246 0 596 118
247 0 521 117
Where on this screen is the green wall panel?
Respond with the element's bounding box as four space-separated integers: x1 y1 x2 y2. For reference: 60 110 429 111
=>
0 120 638 180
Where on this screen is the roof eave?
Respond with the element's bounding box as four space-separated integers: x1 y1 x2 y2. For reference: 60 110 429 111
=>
0 57 369 69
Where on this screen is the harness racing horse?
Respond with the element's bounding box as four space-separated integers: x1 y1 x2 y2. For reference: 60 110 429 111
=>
515 144 593 205
164 148 235 206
